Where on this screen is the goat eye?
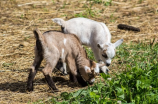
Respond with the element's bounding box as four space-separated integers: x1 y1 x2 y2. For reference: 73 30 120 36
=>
102 54 107 58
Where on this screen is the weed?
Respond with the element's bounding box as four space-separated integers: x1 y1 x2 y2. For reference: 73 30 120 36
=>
61 1 66 9
138 0 144 4
74 12 85 18
110 14 117 22
87 0 112 6
24 36 30 41
104 0 112 6
43 8 48 12
20 14 24 19
47 42 158 103
84 46 95 61
87 0 103 4
33 4 36 8
74 2 98 18
2 62 14 67
51 0 55 4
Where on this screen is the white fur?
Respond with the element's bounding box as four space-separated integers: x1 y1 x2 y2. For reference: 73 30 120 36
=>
52 17 123 66
61 48 64 58
61 48 67 74
106 59 111 65
94 63 100 73
52 18 65 26
63 62 67 74
90 78 95 83
63 38 67 45
100 65 109 74
84 66 91 72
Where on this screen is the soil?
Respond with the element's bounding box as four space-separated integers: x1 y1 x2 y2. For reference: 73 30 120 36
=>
0 0 157 103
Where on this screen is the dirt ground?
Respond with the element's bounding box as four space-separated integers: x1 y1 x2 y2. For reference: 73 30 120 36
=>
0 0 158 103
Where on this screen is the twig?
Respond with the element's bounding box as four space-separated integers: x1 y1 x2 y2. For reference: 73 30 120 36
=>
0 70 12 72
0 52 29 57
18 3 34 7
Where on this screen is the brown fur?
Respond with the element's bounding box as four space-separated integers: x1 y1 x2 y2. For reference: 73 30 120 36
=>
27 29 98 92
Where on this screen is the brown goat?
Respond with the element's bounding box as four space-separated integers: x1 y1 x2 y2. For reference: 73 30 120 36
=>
27 29 104 92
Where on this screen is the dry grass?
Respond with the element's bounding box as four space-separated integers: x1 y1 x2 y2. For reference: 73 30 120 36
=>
0 0 158 103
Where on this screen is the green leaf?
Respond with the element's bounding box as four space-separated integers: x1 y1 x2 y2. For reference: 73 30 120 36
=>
90 92 96 98
100 73 110 80
115 87 124 99
60 92 73 100
89 92 100 100
72 89 83 97
97 83 105 93
136 80 141 90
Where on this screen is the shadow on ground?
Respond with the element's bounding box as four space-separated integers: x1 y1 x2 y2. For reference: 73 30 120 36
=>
0 74 81 93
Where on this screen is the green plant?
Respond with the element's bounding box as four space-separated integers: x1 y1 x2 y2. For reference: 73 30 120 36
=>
20 14 24 19
24 36 30 41
43 42 158 104
52 0 55 4
138 0 144 4
2 62 14 67
87 0 112 6
104 0 112 6
43 8 48 12
84 46 95 61
87 0 103 4
110 14 117 22
74 2 98 18
61 1 66 9
74 12 86 18
33 4 36 8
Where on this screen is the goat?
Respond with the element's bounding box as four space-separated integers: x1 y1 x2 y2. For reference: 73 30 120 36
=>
52 17 123 70
27 29 105 92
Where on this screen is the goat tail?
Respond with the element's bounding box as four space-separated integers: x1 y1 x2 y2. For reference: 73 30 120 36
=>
52 18 66 27
33 28 46 48
117 24 140 32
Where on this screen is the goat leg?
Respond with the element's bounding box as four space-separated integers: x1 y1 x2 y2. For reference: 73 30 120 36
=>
44 75 58 92
27 48 43 91
69 72 74 82
67 57 78 84
27 68 37 91
42 64 59 92
69 71 78 83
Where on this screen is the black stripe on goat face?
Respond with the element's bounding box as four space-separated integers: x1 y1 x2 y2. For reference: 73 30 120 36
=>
102 54 108 58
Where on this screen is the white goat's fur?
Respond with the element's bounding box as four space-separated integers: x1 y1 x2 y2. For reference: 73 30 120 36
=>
52 17 123 67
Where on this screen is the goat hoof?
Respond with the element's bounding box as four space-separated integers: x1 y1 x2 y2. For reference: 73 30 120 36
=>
69 79 74 82
27 87 33 92
74 82 81 87
63 73 68 76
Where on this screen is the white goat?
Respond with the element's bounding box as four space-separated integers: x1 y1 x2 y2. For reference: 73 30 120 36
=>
52 17 123 69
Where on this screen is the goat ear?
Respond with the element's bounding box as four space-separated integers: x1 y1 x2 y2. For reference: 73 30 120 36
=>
84 66 91 73
97 44 104 50
113 39 123 48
